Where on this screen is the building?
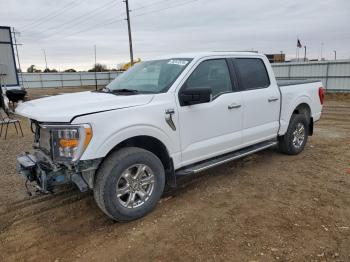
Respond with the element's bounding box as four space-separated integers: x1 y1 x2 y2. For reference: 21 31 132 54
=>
265 53 285 63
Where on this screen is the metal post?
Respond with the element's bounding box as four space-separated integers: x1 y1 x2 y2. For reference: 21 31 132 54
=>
39 73 44 88
12 28 24 88
325 62 330 91
94 45 97 90
124 0 134 66
42 49 48 70
280 51 283 62
288 64 292 79
334 50 337 60
60 73 64 88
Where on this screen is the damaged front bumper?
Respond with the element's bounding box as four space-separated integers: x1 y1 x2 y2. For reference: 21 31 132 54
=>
17 151 102 193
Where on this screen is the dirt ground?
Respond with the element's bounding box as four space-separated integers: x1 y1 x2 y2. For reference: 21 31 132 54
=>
0 88 349 262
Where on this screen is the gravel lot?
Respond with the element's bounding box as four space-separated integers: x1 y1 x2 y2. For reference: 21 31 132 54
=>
0 88 349 262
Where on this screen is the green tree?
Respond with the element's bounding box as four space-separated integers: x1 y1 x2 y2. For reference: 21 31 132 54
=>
88 63 108 72
27 65 42 73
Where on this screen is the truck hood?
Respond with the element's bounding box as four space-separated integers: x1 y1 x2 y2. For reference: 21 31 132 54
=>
16 91 154 122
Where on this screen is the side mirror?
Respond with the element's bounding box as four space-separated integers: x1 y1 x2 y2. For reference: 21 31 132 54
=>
179 87 212 106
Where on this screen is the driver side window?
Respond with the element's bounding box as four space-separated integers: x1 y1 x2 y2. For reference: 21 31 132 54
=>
185 59 233 98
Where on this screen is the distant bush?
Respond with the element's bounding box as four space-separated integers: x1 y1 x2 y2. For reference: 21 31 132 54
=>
88 63 109 72
43 68 58 73
64 69 77 73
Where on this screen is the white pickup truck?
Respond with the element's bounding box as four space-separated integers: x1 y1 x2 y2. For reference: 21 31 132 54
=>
16 52 324 221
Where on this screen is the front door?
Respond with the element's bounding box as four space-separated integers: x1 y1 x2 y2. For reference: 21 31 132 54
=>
176 58 243 167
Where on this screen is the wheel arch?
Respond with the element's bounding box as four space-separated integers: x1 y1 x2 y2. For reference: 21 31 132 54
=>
292 103 313 135
293 103 311 116
279 94 314 136
99 135 176 187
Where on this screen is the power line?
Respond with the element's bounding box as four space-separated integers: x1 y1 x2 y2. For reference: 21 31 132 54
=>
62 18 125 39
18 0 204 70
66 0 202 39
20 1 81 30
21 0 124 43
122 0 199 65
38 0 118 35
34 0 173 40
131 0 174 12
36 15 125 42
27 0 202 43
132 0 201 18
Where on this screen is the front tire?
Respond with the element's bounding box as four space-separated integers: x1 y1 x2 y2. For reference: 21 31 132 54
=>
278 114 309 155
94 147 165 222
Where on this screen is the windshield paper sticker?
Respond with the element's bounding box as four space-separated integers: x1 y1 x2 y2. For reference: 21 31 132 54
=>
168 60 189 66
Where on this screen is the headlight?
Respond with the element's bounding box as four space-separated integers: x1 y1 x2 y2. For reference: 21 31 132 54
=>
40 124 92 163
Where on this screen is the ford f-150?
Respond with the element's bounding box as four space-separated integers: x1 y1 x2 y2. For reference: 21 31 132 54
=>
15 52 324 221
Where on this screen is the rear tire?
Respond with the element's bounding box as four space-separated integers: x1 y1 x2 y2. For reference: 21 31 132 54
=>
94 147 165 222
278 114 309 155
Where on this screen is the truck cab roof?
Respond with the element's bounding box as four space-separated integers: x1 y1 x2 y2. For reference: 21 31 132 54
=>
151 51 266 61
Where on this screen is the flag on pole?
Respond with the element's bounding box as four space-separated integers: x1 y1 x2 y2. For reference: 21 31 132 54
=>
297 39 302 48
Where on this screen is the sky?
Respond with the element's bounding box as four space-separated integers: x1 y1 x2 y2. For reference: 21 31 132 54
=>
1 0 350 71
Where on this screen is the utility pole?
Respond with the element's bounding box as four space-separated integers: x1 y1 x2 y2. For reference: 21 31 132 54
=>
124 0 134 66
333 50 337 60
94 45 97 90
11 28 24 88
42 49 48 70
304 46 307 62
320 42 324 60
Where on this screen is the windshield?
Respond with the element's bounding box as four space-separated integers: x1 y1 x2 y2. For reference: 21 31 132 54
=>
106 58 192 94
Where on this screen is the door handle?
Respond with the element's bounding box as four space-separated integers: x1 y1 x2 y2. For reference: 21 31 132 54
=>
268 97 279 102
228 103 241 109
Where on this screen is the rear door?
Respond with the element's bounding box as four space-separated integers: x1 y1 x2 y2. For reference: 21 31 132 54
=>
231 58 280 146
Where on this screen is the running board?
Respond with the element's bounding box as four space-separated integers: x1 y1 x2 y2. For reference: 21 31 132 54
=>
175 140 278 176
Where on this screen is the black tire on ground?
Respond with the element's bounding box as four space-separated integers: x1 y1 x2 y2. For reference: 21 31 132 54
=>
93 147 165 222
278 114 309 155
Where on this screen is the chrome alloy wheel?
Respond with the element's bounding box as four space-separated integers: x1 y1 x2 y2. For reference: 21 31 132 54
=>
116 164 155 209
292 123 305 149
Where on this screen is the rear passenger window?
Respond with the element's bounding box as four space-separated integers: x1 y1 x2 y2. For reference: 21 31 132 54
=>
233 58 270 90
184 59 233 98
